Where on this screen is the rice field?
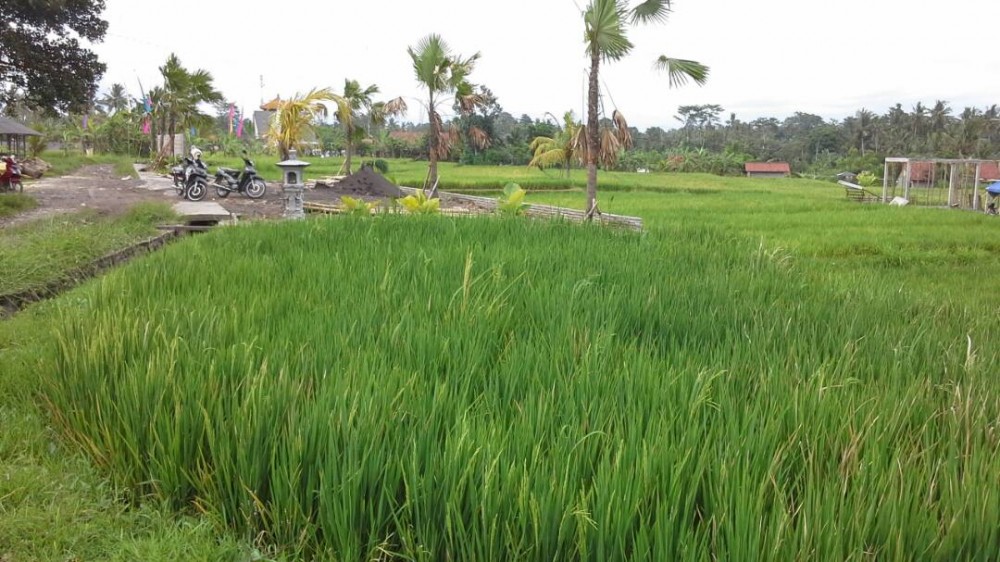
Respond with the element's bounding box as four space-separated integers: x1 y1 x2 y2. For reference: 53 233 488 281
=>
41 213 1000 560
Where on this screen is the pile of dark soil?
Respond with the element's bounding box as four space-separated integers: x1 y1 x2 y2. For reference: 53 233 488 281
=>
328 165 404 198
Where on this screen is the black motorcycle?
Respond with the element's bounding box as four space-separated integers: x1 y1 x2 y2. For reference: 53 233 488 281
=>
214 155 266 199
172 157 208 201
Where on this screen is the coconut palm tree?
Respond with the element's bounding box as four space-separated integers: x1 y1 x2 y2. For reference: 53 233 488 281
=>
331 79 407 174
407 33 480 195
269 88 336 160
529 111 584 178
582 0 707 217
156 54 222 160
98 83 130 116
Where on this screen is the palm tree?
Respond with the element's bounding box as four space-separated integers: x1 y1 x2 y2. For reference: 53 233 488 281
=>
98 83 130 116
156 54 222 160
269 88 336 160
330 79 407 174
529 111 584 178
582 0 707 217
929 100 952 153
407 34 480 195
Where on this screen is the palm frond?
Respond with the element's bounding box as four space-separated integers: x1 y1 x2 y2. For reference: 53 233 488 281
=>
384 96 408 116
571 125 589 164
585 0 633 61
630 0 672 24
612 109 633 149
468 126 491 150
529 147 569 169
599 126 621 168
654 56 709 88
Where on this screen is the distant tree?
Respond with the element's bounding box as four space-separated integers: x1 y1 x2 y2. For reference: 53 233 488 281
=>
1 0 108 113
453 85 502 163
581 0 708 217
407 33 481 194
97 83 130 116
330 79 405 174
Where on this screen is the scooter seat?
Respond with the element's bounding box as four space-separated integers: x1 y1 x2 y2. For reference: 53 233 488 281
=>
219 167 239 174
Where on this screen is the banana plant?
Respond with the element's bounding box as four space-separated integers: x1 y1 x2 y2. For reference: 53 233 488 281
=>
497 182 528 216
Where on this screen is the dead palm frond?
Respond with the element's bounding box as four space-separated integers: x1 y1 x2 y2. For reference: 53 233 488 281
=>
612 109 633 150
468 126 491 150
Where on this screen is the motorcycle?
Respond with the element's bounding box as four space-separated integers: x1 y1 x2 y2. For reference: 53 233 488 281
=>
0 155 23 193
213 154 266 199
172 156 208 201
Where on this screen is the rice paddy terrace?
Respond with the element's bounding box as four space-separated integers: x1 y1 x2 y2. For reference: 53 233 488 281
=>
40 212 1000 560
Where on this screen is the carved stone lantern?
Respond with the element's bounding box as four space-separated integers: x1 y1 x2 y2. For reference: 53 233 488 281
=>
276 148 310 219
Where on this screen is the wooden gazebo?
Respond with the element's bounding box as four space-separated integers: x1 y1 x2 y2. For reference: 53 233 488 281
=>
0 116 41 158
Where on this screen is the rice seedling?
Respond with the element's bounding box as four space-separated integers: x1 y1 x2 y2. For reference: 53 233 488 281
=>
41 216 1000 560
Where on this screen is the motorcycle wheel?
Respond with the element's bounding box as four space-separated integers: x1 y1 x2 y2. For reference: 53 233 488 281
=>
186 179 207 201
13 179 22 193
216 185 230 198
246 178 266 199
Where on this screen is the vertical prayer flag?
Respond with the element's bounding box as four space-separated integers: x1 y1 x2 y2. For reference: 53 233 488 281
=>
142 116 151 134
236 108 244 138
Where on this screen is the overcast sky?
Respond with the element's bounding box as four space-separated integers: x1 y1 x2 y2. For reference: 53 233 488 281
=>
92 0 1000 131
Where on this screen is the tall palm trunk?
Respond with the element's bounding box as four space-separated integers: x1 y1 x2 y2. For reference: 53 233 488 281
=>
428 91 439 195
345 124 354 175
168 113 177 158
585 51 600 218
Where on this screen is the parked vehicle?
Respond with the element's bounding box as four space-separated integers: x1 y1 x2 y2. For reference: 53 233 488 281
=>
214 154 266 199
173 148 208 201
170 157 207 200
170 159 188 190
0 155 23 193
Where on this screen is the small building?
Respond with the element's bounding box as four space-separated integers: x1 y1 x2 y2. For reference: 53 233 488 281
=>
745 162 791 178
0 116 42 158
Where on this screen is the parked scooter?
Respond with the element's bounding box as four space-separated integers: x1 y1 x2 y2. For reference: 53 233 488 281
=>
173 148 208 201
0 155 23 193
214 153 266 199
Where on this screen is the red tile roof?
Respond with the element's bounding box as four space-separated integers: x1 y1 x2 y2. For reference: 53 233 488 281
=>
745 162 791 173
980 161 999 181
909 161 935 182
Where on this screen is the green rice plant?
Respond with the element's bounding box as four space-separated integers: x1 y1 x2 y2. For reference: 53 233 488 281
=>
496 182 527 216
40 216 1000 560
397 189 440 214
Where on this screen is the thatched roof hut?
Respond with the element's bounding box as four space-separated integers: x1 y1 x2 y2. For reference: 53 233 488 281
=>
0 116 41 158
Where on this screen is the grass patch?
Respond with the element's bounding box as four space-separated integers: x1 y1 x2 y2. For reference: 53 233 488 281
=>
40 151 140 179
0 193 38 218
0 202 175 296
41 216 1000 560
